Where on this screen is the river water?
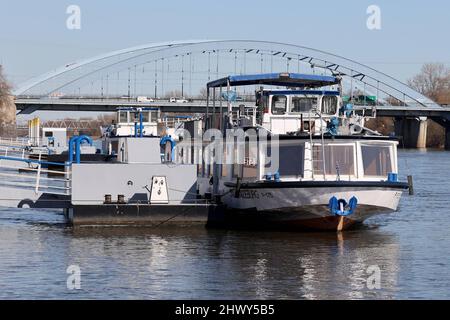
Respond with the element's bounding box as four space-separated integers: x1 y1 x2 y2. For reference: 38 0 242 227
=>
0 150 449 300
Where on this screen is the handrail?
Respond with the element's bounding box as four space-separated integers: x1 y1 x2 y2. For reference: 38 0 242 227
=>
0 155 70 167
0 172 68 182
0 146 72 196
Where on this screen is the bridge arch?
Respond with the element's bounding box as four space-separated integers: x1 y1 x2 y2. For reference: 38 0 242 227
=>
14 39 439 108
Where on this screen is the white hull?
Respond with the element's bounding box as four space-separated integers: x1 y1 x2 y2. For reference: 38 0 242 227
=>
220 183 406 230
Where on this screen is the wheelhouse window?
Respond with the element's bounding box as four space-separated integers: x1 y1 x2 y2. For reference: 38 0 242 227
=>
271 96 287 115
131 112 140 122
150 111 158 122
130 112 150 123
141 112 150 122
278 144 304 178
118 111 128 123
313 144 355 176
290 97 318 113
361 144 393 177
321 96 338 115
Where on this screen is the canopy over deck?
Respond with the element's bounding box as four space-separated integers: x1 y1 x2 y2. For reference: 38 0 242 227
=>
207 72 340 89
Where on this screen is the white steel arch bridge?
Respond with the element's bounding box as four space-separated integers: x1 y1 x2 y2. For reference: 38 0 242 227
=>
14 39 441 109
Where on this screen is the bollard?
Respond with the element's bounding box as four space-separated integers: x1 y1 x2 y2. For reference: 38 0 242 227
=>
407 175 414 196
104 194 112 204
118 194 126 204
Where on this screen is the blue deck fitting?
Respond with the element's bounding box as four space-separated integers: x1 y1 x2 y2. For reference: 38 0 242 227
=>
329 196 358 217
160 135 176 162
388 173 399 182
327 117 339 136
68 135 93 164
139 112 144 138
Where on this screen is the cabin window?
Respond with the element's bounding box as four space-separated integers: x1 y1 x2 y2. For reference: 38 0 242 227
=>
130 112 149 123
131 112 140 122
271 96 287 115
278 144 304 178
322 96 338 115
291 97 318 113
110 141 119 155
313 144 355 176
141 112 150 122
151 111 158 122
119 111 128 123
222 164 229 177
361 144 393 177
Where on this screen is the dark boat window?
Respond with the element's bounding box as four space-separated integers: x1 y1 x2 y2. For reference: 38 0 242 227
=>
291 97 317 113
361 145 392 176
150 111 158 122
141 112 150 122
118 111 128 123
131 112 150 123
278 144 304 178
313 145 355 176
131 112 139 122
271 96 287 115
322 96 338 115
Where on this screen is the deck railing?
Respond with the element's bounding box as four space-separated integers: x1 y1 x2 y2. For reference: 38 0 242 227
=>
0 151 71 196
0 137 31 148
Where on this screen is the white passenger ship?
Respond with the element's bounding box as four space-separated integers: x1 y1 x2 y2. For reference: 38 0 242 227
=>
190 73 409 231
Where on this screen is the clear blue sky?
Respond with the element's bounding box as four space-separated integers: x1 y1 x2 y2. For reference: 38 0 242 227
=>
1 0 450 88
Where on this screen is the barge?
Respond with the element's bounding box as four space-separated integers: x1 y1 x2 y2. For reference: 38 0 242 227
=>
0 73 410 231
0 108 219 226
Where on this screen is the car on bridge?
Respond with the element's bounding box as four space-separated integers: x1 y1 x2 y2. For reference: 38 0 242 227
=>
169 97 188 103
137 96 155 103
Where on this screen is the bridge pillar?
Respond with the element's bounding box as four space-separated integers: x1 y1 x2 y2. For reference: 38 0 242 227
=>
446 125 450 150
394 117 428 149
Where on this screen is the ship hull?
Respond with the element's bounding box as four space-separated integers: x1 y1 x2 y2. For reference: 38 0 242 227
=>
220 181 408 231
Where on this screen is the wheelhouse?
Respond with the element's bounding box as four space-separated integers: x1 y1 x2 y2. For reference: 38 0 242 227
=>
113 107 160 137
205 72 343 136
257 89 342 135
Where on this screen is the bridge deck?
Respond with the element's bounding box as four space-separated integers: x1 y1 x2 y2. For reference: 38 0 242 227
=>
14 98 450 118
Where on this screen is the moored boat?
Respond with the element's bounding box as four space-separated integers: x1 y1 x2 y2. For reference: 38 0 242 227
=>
189 73 409 231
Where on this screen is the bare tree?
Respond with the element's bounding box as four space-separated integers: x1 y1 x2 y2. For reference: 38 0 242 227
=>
196 87 208 99
408 63 450 103
0 65 11 101
0 65 16 136
408 63 449 148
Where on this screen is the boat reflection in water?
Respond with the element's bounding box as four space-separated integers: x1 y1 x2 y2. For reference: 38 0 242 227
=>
68 227 400 299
